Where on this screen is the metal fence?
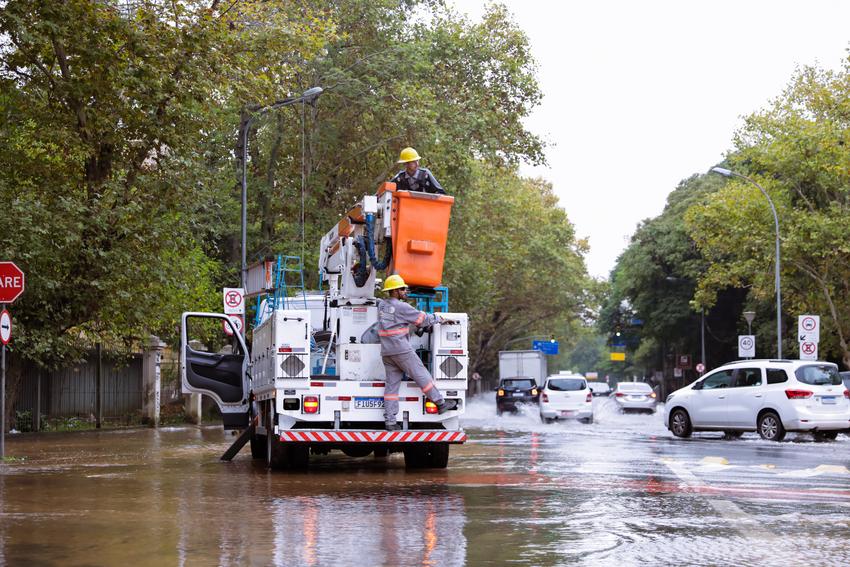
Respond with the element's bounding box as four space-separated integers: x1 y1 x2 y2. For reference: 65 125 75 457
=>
13 352 143 430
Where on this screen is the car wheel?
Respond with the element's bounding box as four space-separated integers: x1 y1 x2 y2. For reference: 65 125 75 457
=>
581 416 593 425
813 431 839 441
723 431 744 439
669 409 692 438
758 411 786 442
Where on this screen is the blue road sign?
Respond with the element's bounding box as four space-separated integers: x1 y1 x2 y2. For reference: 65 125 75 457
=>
533 340 559 355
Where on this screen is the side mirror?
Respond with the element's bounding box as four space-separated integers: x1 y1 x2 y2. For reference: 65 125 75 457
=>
692 381 703 391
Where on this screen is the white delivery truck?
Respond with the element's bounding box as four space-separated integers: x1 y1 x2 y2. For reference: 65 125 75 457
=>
498 350 548 387
180 183 468 470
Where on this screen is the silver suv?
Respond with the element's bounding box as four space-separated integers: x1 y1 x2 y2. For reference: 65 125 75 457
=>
664 360 850 441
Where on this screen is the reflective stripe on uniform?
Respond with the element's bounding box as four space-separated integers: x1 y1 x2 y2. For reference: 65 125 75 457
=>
422 382 435 393
384 395 400 400
378 327 410 337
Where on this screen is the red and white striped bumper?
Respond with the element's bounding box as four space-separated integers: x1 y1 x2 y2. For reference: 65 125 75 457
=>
278 430 467 444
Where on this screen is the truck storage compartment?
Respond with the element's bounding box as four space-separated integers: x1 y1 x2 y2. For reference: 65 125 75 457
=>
391 191 454 288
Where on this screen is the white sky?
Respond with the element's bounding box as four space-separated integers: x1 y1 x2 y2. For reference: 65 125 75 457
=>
448 0 850 278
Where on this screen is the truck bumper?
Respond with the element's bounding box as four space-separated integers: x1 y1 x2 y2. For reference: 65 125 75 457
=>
278 429 467 444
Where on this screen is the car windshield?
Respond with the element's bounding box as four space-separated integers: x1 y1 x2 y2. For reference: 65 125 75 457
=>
502 379 535 389
795 365 842 386
547 378 585 391
618 382 651 393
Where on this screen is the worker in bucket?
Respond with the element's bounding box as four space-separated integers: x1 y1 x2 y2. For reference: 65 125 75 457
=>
390 147 446 194
378 274 451 430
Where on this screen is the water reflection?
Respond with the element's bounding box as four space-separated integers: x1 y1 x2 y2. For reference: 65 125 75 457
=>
266 491 466 567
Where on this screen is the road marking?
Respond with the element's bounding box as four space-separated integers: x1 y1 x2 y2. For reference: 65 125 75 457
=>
662 459 778 541
779 464 850 478
700 456 729 465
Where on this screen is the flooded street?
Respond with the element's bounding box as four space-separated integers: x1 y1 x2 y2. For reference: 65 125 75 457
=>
3 397 850 566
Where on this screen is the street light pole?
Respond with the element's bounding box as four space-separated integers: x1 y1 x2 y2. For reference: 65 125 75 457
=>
711 167 783 358
240 87 324 290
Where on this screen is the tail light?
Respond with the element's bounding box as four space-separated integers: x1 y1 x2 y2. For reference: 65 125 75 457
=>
542 393 549 403
785 389 813 400
650 392 657 399
303 395 320 414
615 392 625 397
424 400 439 414
531 388 538 396
497 389 505 397
845 390 850 399
586 392 592 402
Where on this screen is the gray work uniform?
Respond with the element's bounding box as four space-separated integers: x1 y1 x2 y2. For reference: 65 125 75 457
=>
377 297 444 423
390 167 446 194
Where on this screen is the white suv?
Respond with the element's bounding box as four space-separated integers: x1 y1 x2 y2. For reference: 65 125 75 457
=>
665 360 850 441
539 374 593 424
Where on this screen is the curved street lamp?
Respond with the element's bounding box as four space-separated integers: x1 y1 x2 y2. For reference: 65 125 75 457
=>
710 167 782 358
240 87 324 289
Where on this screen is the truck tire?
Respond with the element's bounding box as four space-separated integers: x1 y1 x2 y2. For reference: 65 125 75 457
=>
405 443 449 469
266 411 288 470
251 432 267 459
288 443 310 469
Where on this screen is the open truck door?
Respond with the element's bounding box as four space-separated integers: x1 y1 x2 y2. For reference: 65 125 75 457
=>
181 312 250 429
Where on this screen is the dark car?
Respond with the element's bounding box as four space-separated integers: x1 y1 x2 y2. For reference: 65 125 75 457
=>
496 377 539 415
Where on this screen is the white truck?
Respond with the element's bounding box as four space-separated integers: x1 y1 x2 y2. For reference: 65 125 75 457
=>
498 350 548 387
180 183 468 469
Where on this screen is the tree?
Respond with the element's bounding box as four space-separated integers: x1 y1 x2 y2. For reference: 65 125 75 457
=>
0 0 332 422
685 62 850 367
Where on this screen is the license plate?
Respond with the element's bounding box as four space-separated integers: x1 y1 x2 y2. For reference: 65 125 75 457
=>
354 397 384 409
560 410 575 417
628 396 643 401
513 392 525 397
821 396 837 405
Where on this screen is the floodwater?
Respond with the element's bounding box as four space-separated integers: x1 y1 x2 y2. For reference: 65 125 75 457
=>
3 397 850 566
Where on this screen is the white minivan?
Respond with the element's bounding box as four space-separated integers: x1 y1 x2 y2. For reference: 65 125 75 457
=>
665 360 850 441
539 374 594 424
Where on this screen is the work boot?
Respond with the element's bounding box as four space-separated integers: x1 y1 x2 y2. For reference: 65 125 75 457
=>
436 400 452 415
385 421 401 431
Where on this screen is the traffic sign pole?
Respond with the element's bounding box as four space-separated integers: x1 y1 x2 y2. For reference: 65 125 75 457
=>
1 303 5 459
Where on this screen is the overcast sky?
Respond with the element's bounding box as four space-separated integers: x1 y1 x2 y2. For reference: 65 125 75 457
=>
448 0 850 278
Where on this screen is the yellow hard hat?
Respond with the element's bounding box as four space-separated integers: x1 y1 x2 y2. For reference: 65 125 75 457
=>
382 274 407 292
397 147 421 163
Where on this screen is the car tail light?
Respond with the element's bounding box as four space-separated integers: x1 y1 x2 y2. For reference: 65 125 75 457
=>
531 388 538 396
541 393 549 403
303 395 320 413
785 389 813 400
497 389 505 397
615 392 625 397
845 390 850 399
586 392 592 402
424 400 438 414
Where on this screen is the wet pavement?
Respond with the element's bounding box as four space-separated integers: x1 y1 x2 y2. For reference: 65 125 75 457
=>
3 397 850 566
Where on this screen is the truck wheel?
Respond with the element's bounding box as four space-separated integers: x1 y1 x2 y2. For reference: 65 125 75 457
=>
425 443 450 469
250 432 267 459
403 446 425 468
373 447 389 458
266 411 288 470
406 443 449 469
288 444 310 469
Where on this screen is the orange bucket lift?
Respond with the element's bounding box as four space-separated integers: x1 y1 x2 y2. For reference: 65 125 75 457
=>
389 190 454 288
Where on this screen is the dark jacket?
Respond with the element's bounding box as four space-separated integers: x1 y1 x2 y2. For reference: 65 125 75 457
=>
391 167 445 194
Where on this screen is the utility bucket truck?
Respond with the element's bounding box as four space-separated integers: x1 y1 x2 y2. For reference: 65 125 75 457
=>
180 183 469 469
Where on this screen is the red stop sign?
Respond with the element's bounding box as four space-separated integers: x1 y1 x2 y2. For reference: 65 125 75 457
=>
0 262 25 303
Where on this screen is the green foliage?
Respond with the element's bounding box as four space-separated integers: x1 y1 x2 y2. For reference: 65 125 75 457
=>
686 62 850 367
0 0 332 366
0 0 589 388
445 163 591 373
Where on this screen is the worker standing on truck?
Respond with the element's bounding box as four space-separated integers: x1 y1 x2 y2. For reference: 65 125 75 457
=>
378 274 450 430
391 147 446 194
